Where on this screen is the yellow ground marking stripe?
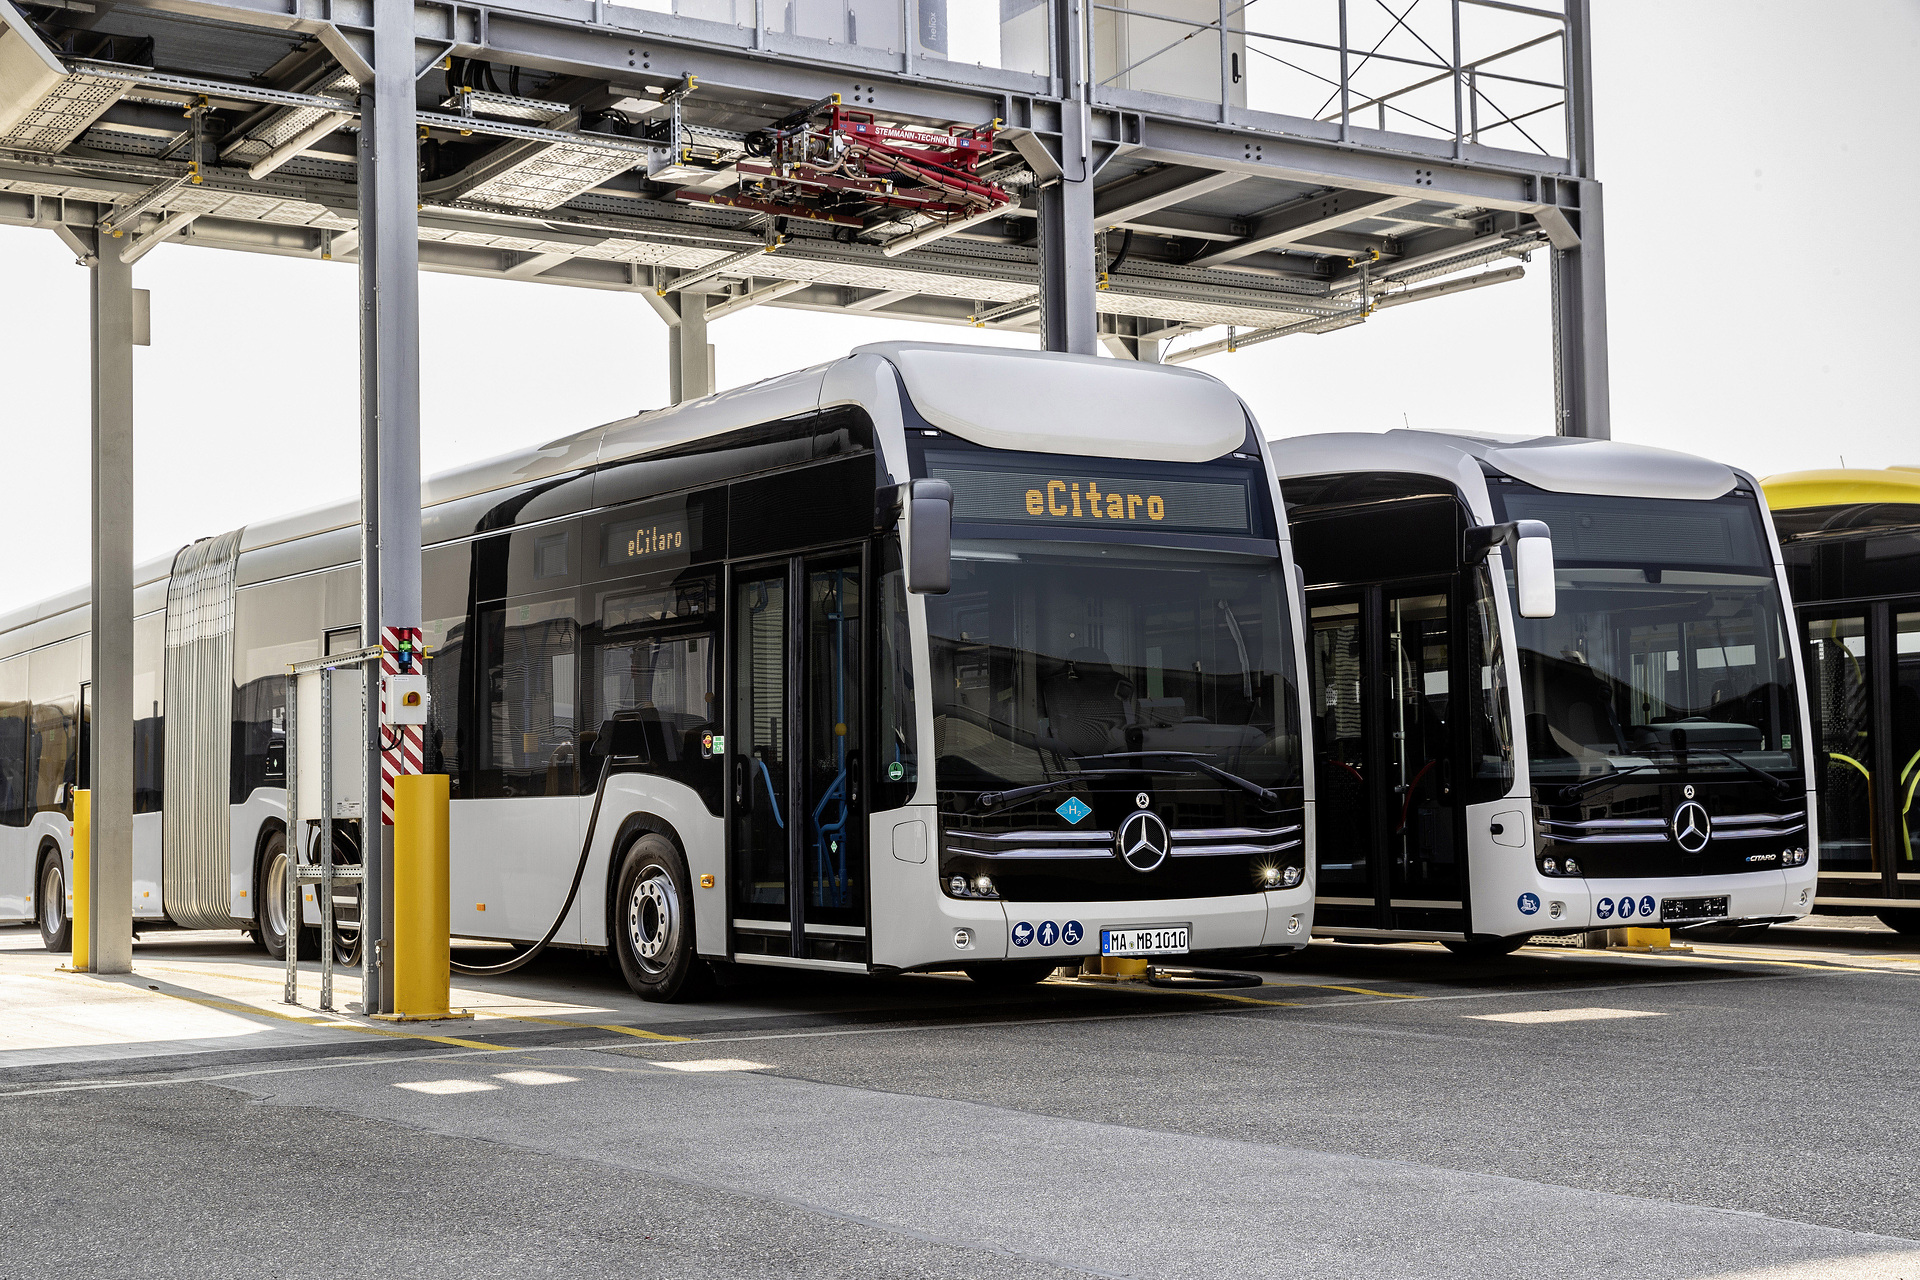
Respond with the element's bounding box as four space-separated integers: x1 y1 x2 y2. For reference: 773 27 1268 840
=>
1194 991 1304 1007
482 1013 693 1042
1292 983 1425 998
145 990 516 1051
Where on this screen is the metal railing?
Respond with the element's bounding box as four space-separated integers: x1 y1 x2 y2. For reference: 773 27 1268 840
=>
281 644 379 1013
1090 0 1573 158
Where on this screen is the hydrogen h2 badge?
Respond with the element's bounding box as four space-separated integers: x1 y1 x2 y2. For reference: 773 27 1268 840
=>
1056 797 1091 824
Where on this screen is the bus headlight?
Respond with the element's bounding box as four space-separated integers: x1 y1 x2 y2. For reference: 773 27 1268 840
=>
974 875 999 898
1782 847 1808 868
1281 865 1302 888
949 874 969 897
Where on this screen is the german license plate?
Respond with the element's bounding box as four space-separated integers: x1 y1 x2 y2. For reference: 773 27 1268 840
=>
1661 895 1729 924
1101 926 1189 957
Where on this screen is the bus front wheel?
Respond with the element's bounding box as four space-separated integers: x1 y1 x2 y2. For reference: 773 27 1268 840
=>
37 851 71 954
1443 935 1526 959
612 834 708 1003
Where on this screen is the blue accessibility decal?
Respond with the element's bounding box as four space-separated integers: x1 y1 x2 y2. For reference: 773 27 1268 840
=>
1062 920 1084 946
1596 897 1615 919
1517 893 1541 916
1639 896 1657 918
1011 921 1035 948
1037 921 1060 947
1616 896 1635 919
1056 797 1091 824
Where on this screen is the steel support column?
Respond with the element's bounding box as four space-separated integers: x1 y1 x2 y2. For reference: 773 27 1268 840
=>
1038 0 1097 355
87 233 134 974
1550 183 1609 439
668 292 713 403
356 0 424 1015
1553 0 1609 439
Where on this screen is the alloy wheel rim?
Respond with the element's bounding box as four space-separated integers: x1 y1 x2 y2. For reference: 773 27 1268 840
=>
628 868 679 974
40 861 62 936
264 846 287 940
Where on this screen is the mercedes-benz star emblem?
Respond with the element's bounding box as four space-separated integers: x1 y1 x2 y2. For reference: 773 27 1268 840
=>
1117 810 1171 873
1671 801 1712 854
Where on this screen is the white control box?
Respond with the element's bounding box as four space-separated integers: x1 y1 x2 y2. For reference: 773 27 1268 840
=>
384 673 431 726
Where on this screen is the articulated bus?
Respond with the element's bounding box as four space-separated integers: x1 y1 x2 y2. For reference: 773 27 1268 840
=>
0 343 1313 998
1761 466 1920 935
1273 430 1815 954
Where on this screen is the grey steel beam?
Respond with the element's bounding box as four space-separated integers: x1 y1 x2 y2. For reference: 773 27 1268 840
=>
846 288 915 311
1093 166 1244 229
502 248 573 278
1551 187 1608 439
668 291 712 402
1122 118 1556 210
357 0 425 1015
1550 1 1607 439
87 228 134 975
1189 190 1412 268
1038 0 1098 355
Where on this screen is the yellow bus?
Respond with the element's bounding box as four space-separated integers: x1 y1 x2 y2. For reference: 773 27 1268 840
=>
1763 466 1920 934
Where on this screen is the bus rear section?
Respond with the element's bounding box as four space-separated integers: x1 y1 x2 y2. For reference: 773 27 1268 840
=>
1278 430 1815 952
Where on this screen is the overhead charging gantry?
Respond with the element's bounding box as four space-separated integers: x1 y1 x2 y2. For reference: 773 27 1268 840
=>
0 0 1609 1007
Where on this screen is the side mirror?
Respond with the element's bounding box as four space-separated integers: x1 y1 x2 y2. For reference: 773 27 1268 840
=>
1464 519 1556 619
881 479 952 594
1511 521 1556 619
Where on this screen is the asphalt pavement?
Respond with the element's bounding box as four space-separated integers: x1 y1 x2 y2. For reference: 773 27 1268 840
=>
2 919 1917 1280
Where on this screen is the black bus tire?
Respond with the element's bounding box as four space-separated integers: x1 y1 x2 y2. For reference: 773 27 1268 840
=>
254 828 319 961
612 834 708 1003
37 849 72 954
1443 934 1527 959
963 960 1059 989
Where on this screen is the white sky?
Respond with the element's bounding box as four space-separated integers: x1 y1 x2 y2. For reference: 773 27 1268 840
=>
3 0 1916 606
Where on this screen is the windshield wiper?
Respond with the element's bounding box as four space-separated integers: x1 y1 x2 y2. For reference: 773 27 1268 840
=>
1073 751 1282 808
975 770 1138 813
1690 748 1801 801
1554 762 1661 803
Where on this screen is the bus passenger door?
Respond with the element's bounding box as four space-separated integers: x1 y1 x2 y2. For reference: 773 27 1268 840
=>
1381 588 1463 932
1306 583 1464 934
728 551 869 964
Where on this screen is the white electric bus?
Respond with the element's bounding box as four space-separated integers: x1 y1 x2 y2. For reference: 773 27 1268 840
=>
1274 430 1816 955
1 343 1314 999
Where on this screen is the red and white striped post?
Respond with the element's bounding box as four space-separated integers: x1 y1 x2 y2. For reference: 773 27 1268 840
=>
379 625 424 825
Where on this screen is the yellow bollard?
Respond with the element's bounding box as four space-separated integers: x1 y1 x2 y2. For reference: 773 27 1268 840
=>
72 790 91 971
1607 927 1689 954
1100 955 1150 978
384 773 463 1021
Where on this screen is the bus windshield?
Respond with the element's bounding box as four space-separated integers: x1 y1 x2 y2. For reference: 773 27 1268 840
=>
1493 488 1803 784
925 540 1301 797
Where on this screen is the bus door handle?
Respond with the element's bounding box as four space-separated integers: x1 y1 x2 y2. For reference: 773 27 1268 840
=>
734 756 746 806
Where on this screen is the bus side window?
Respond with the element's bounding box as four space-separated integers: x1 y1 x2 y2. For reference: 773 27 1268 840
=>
581 572 722 813
473 598 579 800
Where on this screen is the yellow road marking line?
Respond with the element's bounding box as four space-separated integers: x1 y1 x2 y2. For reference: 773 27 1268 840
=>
483 1013 693 1042
146 990 516 1052
1195 991 1304 1007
